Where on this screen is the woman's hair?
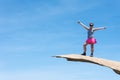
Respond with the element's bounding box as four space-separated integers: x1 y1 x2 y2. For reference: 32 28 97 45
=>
89 23 94 26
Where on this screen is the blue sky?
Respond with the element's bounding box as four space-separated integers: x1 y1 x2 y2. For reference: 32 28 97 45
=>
0 0 120 80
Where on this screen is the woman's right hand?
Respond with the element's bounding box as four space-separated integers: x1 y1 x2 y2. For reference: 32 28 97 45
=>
77 20 81 24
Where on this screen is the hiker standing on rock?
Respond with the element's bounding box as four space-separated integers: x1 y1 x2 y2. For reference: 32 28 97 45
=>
77 20 106 57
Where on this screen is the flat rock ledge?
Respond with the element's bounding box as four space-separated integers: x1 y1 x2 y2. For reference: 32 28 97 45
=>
54 54 120 75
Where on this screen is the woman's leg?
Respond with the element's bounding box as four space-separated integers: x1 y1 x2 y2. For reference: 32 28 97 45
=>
90 44 94 57
81 42 88 55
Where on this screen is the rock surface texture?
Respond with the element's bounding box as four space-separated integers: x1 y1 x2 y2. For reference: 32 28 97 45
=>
54 54 120 75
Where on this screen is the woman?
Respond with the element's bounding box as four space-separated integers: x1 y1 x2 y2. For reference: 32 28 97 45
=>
78 20 106 57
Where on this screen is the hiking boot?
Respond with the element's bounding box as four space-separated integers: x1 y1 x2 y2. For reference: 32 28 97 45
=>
90 53 93 57
81 52 86 56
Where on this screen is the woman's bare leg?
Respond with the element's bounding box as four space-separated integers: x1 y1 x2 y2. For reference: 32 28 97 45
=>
81 42 88 55
90 44 94 57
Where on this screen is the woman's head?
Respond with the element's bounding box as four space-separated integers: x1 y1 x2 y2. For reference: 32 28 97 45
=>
89 23 94 27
